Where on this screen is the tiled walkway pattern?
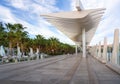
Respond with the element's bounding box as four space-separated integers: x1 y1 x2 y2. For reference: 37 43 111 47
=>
0 54 120 84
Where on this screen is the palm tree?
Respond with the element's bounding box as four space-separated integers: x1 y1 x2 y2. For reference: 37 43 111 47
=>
20 31 29 55
48 37 60 55
13 23 27 47
0 22 7 46
13 23 28 56
5 23 16 56
5 23 28 56
34 35 46 53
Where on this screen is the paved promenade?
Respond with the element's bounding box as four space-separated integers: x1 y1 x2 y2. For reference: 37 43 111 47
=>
0 54 120 84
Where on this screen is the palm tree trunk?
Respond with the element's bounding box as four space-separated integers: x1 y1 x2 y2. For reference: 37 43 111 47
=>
9 41 12 56
17 42 19 47
21 44 24 56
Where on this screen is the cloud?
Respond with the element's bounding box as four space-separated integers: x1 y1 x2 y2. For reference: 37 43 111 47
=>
6 0 26 9
6 0 60 14
0 5 16 23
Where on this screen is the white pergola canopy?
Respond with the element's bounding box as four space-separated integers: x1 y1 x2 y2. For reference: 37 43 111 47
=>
41 8 105 44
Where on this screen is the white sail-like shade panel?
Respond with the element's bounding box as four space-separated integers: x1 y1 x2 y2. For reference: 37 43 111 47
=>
41 8 105 44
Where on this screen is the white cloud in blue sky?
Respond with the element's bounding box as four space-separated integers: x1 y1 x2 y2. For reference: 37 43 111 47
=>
0 0 120 45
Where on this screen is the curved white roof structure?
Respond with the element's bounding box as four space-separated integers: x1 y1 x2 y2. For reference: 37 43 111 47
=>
41 0 105 57
41 9 105 43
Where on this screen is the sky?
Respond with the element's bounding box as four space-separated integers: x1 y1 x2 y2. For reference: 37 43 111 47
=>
0 0 120 46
